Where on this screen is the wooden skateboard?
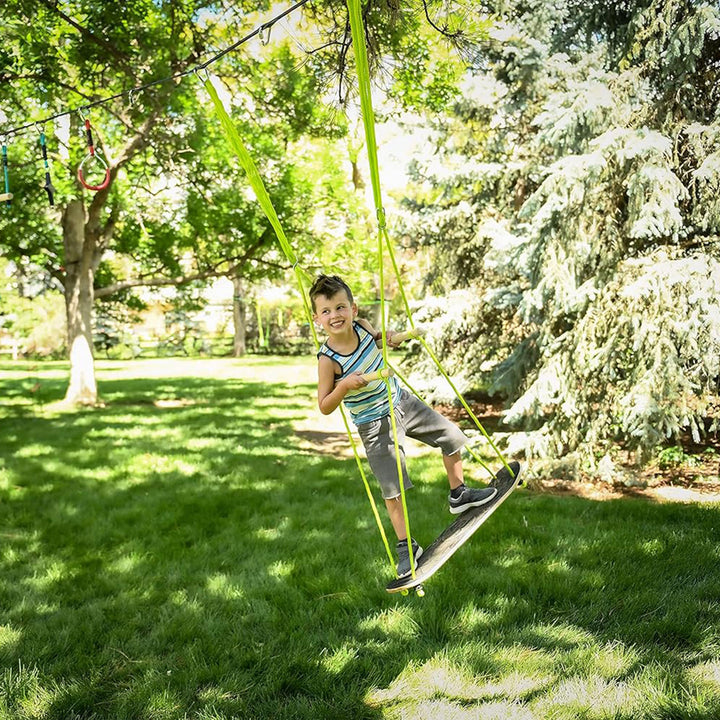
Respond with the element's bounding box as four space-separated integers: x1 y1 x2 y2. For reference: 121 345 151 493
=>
386 460 522 595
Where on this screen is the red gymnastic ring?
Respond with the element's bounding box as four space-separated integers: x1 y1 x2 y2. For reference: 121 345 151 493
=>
77 153 110 191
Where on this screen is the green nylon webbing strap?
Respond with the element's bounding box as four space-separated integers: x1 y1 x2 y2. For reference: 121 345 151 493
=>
346 0 512 500
203 79 295 263
203 74 396 571
347 0 416 577
346 0 383 213
202 78 318 332
382 227 513 479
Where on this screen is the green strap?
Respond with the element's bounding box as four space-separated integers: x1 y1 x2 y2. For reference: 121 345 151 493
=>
347 0 416 577
203 74 396 571
346 0 383 213
346 0 512 502
203 77 317 333
382 228 513 478
203 80 295 263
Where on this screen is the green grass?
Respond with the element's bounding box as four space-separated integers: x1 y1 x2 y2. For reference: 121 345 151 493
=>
1 357 719 720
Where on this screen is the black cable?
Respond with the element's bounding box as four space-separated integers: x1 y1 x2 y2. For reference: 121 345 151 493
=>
1 0 313 139
197 0 312 70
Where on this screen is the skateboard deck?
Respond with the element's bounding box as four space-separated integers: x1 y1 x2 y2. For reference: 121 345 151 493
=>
386 460 522 594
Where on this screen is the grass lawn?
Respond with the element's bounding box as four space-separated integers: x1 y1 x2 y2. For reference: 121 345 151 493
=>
1 357 719 720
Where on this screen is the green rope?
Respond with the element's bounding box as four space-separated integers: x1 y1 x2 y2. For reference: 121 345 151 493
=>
203 74 396 571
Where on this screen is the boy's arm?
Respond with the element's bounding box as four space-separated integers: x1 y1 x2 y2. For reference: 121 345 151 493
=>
317 354 368 415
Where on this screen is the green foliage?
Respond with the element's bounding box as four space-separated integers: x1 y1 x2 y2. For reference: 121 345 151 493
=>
0 1 348 312
400 0 720 462
657 445 700 470
0 0 491 400
0 259 65 358
508 249 720 458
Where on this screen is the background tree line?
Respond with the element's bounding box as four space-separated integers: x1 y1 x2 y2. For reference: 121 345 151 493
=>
1 0 718 469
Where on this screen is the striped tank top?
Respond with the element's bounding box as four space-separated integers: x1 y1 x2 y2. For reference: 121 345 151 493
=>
318 321 400 426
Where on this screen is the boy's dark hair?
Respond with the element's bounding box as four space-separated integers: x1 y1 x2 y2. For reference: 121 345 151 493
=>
309 274 354 312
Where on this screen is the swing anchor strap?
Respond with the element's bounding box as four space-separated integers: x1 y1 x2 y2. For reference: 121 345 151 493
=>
36 125 56 206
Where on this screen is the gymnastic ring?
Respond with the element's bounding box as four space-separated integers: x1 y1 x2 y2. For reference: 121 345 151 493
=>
77 152 110 191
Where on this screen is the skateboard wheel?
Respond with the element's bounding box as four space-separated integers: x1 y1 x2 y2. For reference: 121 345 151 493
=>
415 585 425 597
401 589 409 596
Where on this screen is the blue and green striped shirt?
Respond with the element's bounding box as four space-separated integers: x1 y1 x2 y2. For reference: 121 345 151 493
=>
318 321 400 426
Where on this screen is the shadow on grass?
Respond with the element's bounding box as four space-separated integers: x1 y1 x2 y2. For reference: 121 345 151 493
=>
1 372 719 719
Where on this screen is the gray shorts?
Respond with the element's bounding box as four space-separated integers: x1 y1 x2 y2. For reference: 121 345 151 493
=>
356 389 468 500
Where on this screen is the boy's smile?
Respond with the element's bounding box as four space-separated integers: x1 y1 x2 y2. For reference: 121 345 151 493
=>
313 290 357 337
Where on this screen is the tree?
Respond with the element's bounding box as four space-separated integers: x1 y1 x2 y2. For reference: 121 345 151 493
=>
0 1 342 400
399 0 720 464
0 0 477 400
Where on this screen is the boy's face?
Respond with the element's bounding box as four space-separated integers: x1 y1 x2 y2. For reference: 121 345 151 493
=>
313 290 357 336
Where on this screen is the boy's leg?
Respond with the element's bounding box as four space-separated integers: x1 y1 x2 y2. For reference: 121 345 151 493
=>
398 391 497 513
358 413 423 576
398 390 469 482
443 450 464 491
385 496 408 540
443 447 497 513
386 495 423 577
357 413 414 508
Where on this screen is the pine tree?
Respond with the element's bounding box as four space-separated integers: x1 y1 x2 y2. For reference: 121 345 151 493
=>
401 0 720 466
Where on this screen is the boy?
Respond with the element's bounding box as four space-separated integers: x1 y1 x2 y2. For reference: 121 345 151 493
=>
310 274 497 577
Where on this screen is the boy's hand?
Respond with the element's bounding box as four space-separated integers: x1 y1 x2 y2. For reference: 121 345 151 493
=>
373 330 400 349
342 371 368 392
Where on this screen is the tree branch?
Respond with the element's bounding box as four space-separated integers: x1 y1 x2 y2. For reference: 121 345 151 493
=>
94 236 270 299
86 101 169 230
39 0 134 70
421 0 463 40
337 19 352 104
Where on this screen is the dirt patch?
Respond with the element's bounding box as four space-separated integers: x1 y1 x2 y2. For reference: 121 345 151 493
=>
537 477 720 503
294 429 354 458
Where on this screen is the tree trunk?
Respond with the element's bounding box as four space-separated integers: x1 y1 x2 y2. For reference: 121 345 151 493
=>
351 158 365 191
348 133 365 191
232 275 246 357
62 199 98 405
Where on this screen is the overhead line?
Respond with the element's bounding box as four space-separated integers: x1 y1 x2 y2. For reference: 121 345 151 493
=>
1 0 313 139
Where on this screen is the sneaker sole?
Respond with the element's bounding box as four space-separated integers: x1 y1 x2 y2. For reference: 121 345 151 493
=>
448 487 499 515
397 546 424 578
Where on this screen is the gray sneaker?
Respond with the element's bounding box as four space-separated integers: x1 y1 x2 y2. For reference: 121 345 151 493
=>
448 485 498 515
396 538 423 578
